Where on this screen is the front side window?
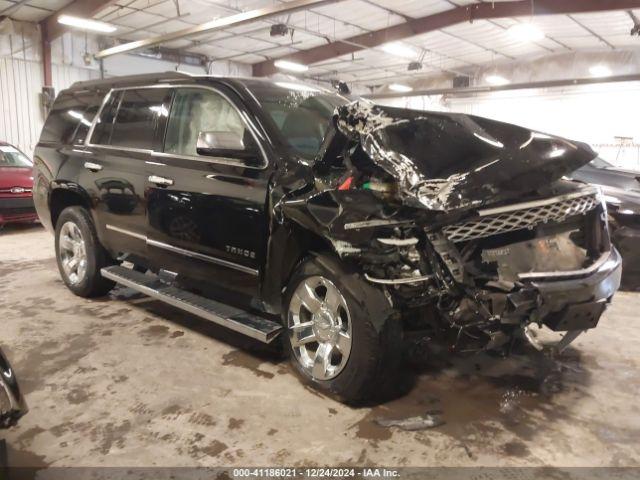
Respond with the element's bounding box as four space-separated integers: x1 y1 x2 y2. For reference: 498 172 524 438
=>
0 145 32 167
244 82 348 160
110 88 170 150
164 88 250 158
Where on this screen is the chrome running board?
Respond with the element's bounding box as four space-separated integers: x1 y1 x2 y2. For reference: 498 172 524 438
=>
101 266 283 343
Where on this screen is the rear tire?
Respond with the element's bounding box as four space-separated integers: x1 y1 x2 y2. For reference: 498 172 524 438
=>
283 254 402 403
55 206 115 298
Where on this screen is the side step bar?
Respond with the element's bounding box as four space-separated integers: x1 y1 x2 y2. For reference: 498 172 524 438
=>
101 266 283 343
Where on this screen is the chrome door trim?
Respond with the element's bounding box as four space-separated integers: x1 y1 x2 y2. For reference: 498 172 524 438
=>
105 224 258 276
85 84 269 170
106 224 147 241
147 238 259 276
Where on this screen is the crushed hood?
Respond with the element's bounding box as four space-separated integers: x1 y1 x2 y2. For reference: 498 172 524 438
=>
333 101 598 211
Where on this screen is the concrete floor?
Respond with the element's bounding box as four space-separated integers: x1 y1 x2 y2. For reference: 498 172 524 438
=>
1 224 639 469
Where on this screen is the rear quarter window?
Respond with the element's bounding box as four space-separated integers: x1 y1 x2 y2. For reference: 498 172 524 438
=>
39 90 104 145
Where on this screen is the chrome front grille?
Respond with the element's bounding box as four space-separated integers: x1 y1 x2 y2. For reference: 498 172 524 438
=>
443 191 600 243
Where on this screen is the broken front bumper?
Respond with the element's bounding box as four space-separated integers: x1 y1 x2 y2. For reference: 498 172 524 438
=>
521 248 622 332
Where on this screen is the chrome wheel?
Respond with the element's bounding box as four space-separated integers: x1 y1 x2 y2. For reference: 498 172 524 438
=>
58 221 87 285
288 276 352 380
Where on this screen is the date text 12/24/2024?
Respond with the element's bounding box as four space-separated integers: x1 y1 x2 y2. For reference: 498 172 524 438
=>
233 468 400 478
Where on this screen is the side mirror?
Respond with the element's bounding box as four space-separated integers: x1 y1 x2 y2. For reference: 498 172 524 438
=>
197 131 245 155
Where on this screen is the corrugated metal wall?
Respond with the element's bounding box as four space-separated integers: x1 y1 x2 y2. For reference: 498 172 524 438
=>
1 22 101 157
0 57 100 157
0 57 43 156
52 63 100 94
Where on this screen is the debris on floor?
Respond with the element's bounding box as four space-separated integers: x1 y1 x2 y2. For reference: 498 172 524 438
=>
375 412 445 431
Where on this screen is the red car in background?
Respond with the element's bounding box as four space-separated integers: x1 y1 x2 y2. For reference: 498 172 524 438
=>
0 142 38 227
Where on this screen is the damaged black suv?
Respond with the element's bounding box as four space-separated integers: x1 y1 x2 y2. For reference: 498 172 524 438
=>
33 73 621 402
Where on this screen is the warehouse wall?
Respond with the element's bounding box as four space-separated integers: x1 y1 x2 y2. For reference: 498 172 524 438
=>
378 81 640 171
102 54 252 77
0 23 100 156
446 82 640 170
0 57 43 158
1 23 251 157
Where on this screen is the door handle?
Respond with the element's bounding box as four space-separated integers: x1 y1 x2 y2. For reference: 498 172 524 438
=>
84 162 103 172
148 175 174 186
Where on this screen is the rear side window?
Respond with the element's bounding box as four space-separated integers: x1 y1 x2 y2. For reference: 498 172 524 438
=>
40 90 103 145
110 88 170 150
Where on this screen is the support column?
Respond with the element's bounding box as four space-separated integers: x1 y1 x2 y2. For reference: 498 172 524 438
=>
41 23 52 87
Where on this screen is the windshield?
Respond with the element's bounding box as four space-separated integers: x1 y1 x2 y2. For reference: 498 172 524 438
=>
591 157 614 169
246 81 348 160
0 145 32 168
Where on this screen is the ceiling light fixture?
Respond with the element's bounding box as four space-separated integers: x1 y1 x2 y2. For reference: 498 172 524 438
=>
389 83 413 93
589 64 612 78
507 23 544 42
485 74 510 86
57 14 117 33
270 23 290 37
381 42 416 59
274 59 308 72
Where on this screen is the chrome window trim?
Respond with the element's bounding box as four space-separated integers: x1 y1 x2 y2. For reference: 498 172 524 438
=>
85 84 269 170
92 144 153 155
105 224 258 276
85 89 114 148
150 150 259 169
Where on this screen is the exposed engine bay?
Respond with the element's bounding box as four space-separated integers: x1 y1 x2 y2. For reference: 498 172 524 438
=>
274 101 622 353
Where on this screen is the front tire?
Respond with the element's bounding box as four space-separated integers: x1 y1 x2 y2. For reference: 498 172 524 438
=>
283 254 402 403
55 206 115 298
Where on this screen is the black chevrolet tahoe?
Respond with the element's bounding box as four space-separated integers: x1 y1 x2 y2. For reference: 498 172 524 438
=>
33 72 621 402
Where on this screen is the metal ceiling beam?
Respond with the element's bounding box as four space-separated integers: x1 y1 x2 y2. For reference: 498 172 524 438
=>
567 14 616 49
253 0 640 76
41 0 120 42
39 0 119 88
0 0 31 17
365 73 640 99
94 0 344 59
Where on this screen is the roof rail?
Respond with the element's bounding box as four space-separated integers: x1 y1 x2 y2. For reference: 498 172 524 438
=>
70 71 195 91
